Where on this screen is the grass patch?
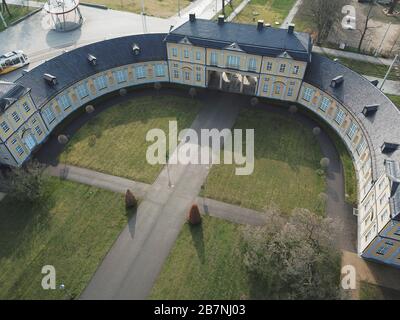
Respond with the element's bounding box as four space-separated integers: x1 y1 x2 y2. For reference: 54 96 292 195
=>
59 95 201 184
234 0 296 25
80 0 191 18
387 94 400 109
0 5 35 32
150 215 268 299
0 177 131 299
202 107 326 215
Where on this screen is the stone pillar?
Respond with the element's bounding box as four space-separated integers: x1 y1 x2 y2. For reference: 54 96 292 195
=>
219 72 223 90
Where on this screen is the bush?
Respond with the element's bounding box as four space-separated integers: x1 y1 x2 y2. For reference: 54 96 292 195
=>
312 127 321 136
189 87 197 99
188 204 201 225
125 189 137 208
250 97 259 106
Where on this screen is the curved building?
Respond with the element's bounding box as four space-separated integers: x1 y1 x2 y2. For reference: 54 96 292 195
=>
0 16 399 268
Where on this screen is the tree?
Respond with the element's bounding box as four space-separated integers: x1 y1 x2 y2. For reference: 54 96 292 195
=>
188 204 201 225
154 82 162 94
388 0 399 15
241 209 342 299
125 189 137 208
320 157 330 170
302 0 347 44
1 0 11 18
5 160 46 202
357 2 375 53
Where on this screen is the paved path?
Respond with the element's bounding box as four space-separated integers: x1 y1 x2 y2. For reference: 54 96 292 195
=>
226 0 249 22
281 0 302 29
313 46 393 66
80 94 241 299
46 164 149 198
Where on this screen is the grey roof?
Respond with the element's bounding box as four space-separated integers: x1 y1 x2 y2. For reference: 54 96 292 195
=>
0 81 29 112
16 33 167 108
304 53 400 180
165 19 312 62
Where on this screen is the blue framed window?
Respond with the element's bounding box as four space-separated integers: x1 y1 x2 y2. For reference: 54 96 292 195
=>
135 66 146 79
155 64 165 77
320 97 330 111
43 107 56 124
172 48 178 57
210 52 218 65
76 83 89 99
58 94 71 110
303 88 313 102
115 69 127 83
347 122 357 139
248 58 257 71
95 75 107 90
335 109 345 125
1 121 9 133
196 51 201 60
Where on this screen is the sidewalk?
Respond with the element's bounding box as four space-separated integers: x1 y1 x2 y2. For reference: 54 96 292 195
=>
313 46 393 66
363 75 400 96
281 0 302 29
226 0 249 22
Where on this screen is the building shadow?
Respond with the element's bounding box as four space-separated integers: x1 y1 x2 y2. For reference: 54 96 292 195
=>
126 206 137 239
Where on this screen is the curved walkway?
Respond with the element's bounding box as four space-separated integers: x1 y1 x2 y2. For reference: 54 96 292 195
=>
39 88 359 298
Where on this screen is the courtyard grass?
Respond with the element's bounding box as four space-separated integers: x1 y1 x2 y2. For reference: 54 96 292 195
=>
150 215 267 299
0 5 35 32
233 0 296 25
359 281 400 300
202 107 326 215
80 0 191 18
0 177 131 299
58 95 201 184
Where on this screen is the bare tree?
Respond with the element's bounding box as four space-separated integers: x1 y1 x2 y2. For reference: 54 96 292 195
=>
357 2 376 53
241 209 343 299
1 0 11 17
302 0 347 44
388 0 399 15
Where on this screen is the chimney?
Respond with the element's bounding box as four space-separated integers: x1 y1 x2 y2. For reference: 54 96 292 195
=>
362 104 379 117
132 43 141 55
381 142 399 154
87 54 97 66
288 23 295 34
43 73 57 86
218 15 224 25
257 20 264 30
331 75 344 88
189 13 195 22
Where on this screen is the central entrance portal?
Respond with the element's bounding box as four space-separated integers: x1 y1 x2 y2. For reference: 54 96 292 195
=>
207 70 258 95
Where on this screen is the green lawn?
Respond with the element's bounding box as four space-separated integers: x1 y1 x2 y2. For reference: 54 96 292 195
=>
234 0 296 25
0 178 130 299
0 5 35 32
79 0 191 17
59 95 201 184
202 108 326 215
387 94 400 109
150 215 268 299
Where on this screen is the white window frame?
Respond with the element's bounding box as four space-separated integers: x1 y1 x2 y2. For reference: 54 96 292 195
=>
173 69 179 79
23 102 30 112
320 97 330 111
115 69 127 83
266 62 272 71
287 87 294 97
184 48 189 59
155 64 165 77
1 121 10 133
279 64 286 73
16 145 24 155
335 109 345 125
76 83 89 99
196 51 201 60
95 75 107 90
43 106 56 124
135 66 146 79
293 65 300 75
12 111 20 123
357 138 367 155
35 125 43 136
58 94 71 110
303 88 313 102
347 122 357 139
248 58 257 71
196 73 201 82
172 48 178 57
210 52 218 65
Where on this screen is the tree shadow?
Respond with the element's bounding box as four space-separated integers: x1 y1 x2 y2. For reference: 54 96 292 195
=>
125 206 138 239
189 223 205 264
